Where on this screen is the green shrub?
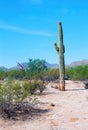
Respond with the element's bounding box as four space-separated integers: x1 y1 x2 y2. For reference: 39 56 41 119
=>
0 80 37 118
65 65 88 81
0 80 29 106
23 80 46 94
0 80 46 113
36 80 46 93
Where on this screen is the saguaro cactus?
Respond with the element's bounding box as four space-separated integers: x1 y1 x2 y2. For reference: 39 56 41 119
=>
54 22 65 91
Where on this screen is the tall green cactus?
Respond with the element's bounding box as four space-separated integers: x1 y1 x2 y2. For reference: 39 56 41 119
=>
54 22 65 91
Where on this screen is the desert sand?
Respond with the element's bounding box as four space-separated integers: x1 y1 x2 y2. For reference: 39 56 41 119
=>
0 80 88 130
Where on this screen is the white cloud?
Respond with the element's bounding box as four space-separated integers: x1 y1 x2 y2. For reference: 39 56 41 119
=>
0 24 55 37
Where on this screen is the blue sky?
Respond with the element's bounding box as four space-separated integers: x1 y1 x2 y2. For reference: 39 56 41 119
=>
0 0 88 68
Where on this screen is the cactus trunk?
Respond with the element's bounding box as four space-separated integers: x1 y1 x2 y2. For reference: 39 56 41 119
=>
54 22 65 91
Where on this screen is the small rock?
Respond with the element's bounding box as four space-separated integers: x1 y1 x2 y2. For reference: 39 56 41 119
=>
50 103 55 107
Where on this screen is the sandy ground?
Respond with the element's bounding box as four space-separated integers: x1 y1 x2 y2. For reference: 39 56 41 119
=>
0 80 88 130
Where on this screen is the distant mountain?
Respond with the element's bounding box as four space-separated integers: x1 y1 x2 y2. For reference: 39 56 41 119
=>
46 62 58 68
46 59 88 68
0 66 8 71
9 62 59 70
1 59 88 71
0 62 58 71
69 59 88 67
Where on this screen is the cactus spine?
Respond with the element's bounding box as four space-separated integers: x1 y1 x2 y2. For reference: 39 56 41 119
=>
54 22 65 91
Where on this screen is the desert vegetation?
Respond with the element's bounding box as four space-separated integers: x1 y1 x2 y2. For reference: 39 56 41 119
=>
0 63 88 81
0 58 88 119
65 64 88 81
0 79 47 119
0 59 59 81
0 59 49 120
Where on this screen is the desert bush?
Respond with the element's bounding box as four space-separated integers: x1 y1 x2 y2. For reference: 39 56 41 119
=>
35 80 46 93
0 80 46 106
23 81 37 95
24 80 46 94
0 79 46 111
41 68 59 81
0 80 38 118
0 79 46 119
0 80 29 105
65 65 88 81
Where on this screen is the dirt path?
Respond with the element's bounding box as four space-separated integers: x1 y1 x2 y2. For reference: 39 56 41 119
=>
0 80 88 130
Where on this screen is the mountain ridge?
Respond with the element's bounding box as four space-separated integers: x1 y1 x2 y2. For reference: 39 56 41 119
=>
0 59 88 71
69 59 88 67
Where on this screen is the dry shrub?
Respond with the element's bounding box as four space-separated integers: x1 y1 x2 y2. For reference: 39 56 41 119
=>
0 79 46 119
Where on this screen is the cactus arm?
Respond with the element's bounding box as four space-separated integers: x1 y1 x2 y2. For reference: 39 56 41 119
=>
54 43 59 52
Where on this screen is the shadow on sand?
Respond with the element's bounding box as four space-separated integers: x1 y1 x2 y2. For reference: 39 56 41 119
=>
0 103 50 121
66 88 87 91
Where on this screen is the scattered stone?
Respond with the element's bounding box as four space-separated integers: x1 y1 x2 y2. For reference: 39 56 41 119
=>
50 103 55 107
